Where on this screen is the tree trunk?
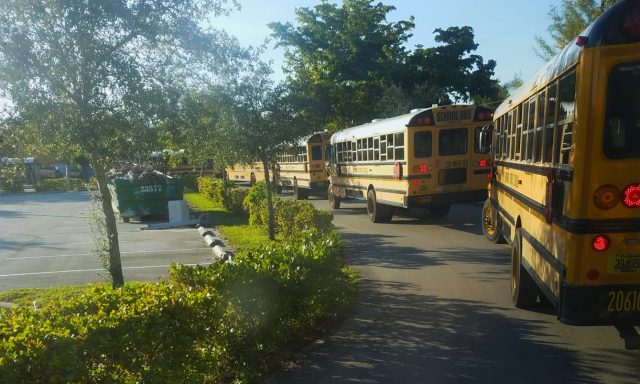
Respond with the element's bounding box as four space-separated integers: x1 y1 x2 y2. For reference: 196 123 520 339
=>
92 158 125 288
262 159 275 240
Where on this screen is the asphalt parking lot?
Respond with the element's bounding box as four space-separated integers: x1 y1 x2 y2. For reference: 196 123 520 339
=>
0 191 212 291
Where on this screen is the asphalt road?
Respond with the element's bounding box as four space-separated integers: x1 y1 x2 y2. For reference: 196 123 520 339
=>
267 196 640 384
0 192 212 291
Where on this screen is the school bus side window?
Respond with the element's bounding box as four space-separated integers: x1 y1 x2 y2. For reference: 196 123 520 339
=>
544 83 558 163
556 70 576 164
534 90 545 163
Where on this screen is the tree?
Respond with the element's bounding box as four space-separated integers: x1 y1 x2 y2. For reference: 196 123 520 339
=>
218 63 311 240
402 27 500 109
271 1 500 128
535 0 617 60
270 0 415 129
0 0 246 288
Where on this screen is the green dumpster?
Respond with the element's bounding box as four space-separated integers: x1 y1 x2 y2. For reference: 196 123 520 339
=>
109 176 183 222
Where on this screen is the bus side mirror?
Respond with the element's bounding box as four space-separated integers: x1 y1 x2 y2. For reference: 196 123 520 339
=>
479 125 493 154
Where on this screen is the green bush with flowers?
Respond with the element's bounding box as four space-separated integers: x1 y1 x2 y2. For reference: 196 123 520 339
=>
0 181 357 383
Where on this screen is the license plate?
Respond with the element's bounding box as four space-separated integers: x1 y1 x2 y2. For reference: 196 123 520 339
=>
607 290 640 313
607 254 640 274
417 196 431 203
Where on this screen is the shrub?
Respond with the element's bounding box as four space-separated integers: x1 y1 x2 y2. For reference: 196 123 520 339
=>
34 178 87 192
0 230 357 383
179 173 197 191
243 181 268 226
271 199 334 238
0 163 24 193
197 176 247 214
243 182 334 238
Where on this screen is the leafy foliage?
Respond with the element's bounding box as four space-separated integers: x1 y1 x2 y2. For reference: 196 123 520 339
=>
0 0 249 288
34 178 87 192
243 182 334 239
197 176 247 214
270 0 500 128
0 163 24 192
0 228 356 384
535 0 617 60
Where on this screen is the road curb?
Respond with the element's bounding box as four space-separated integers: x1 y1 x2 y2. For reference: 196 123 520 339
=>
196 224 234 263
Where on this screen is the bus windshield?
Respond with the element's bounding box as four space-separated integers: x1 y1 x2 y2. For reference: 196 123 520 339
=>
604 62 640 158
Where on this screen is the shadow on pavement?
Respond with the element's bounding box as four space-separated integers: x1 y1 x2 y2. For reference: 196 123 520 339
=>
340 232 445 270
266 279 622 384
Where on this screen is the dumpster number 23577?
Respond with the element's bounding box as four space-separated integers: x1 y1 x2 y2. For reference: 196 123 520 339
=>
139 185 162 193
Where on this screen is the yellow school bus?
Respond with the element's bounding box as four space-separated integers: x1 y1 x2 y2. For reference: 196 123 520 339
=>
480 0 640 349
327 104 494 222
225 163 265 185
277 131 333 199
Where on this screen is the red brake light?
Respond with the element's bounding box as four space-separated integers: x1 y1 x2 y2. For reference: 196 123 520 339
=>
592 235 610 252
479 159 488 168
420 164 427 173
622 184 640 208
575 36 589 47
412 180 419 187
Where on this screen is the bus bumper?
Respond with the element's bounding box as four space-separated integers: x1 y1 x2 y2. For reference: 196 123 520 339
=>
559 283 640 326
405 190 487 208
309 180 329 191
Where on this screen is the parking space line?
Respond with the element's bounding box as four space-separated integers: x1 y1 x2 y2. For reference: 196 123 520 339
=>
6 248 208 260
0 263 210 278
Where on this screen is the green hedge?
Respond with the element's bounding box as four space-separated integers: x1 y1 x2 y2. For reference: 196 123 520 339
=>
34 178 88 192
0 163 24 193
197 176 247 214
243 181 334 239
0 230 357 383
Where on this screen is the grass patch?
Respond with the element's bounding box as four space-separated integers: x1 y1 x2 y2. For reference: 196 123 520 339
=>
184 192 271 253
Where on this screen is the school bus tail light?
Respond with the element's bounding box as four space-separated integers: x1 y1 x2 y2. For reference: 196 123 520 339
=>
412 164 429 173
593 185 619 209
592 235 610 252
622 184 640 208
587 269 600 281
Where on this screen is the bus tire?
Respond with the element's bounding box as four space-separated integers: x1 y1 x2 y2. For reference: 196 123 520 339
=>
275 184 283 194
482 199 505 243
328 184 340 209
250 173 256 186
367 189 392 223
511 228 538 309
429 204 450 217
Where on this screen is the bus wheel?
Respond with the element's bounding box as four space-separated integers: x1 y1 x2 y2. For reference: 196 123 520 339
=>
482 199 505 243
328 184 340 209
275 184 283 194
429 204 450 217
367 189 392 223
511 228 538 308
250 173 257 186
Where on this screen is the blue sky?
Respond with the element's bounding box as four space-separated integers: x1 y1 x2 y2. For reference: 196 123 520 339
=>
213 0 561 85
